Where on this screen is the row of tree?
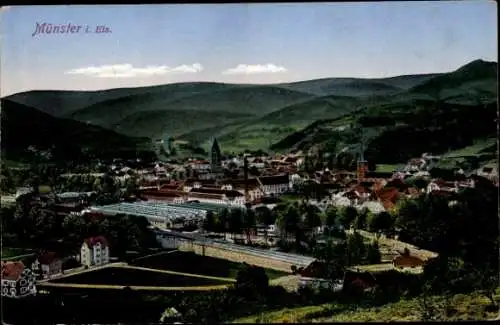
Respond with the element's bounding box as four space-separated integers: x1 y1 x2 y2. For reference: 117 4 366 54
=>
202 200 390 261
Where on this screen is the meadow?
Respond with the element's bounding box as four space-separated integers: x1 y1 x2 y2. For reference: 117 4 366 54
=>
233 288 500 323
1 247 34 260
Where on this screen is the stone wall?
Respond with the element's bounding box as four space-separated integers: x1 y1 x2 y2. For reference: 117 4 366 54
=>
178 242 293 273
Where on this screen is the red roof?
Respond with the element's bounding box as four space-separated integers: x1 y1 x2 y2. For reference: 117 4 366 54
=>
1 261 25 281
38 251 59 265
189 192 225 200
375 187 400 210
84 236 109 248
190 187 244 197
393 254 426 267
300 261 328 278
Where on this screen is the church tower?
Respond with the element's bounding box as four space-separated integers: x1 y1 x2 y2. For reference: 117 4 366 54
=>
357 131 367 182
210 138 222 171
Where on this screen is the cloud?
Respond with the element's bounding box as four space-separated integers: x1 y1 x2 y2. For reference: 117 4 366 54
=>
222 64 287 75
65 63 203 78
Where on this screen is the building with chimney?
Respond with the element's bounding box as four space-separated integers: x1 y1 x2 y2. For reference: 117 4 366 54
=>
357 134 368 182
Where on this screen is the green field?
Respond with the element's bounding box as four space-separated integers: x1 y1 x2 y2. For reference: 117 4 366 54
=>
234 288 500 323
443 137 497 158
1 247 34 260
376 164 404 173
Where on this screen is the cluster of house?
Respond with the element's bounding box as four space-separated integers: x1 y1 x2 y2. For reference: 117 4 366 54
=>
298 247 438 292
1 236 110 299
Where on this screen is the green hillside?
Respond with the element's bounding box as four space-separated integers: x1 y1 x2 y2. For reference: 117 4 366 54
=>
66 84 314 139
0 99 153 162
4 82 240 117
234 288 500 323
2 59 497 160
269 60 498 162
279 73 440 95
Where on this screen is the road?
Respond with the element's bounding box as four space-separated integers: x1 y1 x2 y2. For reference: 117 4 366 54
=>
37 282 230 291
116 264 236 283
37 262 127 283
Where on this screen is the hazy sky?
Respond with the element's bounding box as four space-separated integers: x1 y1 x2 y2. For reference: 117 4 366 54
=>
1 1 497 96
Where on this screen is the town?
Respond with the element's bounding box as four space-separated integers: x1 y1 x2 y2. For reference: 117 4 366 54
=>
1 136 498 323
1 2 498 323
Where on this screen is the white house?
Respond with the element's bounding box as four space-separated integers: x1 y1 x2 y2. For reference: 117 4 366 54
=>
190 160 211 171
289 173 304 187
330 194 352 207
356 200 386 214
249 157 266 169
81 236 110 267
1 261 37 298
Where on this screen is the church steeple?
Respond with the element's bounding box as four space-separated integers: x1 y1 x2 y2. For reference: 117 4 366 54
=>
357 126 367 182
211 138 222 171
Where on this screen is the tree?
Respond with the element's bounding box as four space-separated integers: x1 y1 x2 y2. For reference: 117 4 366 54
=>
229 208 244 240
368 211 394 235
255 206 275 243
346 231 366 266
324 207 338 233
276 203 300 245
418 283 440 322
242 207 256 244
353 208 369 230
203 210 216 233
365 240 381 264
339 206 358 229
124 176 139 198
1 163 16 194
217 208 230 238
313 239 349 280
235 263 269 297
367 161 377 172
303 204 322 240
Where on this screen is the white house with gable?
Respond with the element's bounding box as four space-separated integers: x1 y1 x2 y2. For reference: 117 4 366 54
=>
80 236 110 267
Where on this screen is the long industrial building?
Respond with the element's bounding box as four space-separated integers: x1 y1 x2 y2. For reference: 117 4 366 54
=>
87 201 240 229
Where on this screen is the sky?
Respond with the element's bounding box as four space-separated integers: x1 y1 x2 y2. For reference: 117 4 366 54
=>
0 1 497 96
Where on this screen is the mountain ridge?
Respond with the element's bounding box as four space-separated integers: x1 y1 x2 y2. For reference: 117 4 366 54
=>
2 59 497 162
